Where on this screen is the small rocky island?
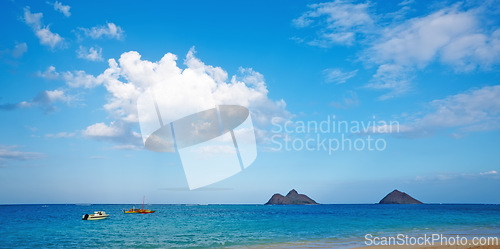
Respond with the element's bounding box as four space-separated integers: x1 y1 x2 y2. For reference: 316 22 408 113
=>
379 189 423 204
265 189 318 205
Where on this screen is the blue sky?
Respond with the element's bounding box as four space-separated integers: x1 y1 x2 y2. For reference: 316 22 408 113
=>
1 0 499 204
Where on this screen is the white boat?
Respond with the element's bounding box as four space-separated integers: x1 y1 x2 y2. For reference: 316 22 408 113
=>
82 211 109 220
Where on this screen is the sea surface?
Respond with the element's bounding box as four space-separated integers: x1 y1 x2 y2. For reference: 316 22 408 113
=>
0 204 499 248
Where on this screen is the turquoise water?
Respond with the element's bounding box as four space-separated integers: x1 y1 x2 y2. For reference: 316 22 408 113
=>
0 204 499 248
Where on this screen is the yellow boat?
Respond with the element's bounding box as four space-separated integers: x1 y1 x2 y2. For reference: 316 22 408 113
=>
124 196 155 214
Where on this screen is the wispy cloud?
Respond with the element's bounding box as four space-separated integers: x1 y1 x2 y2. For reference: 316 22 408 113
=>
45 132 76 138
0 102 31 111
38 66 104 88
364 4 500 99
79 23 124 40
37 66 60 79
0 145 44 162
0 89 73 113
367 84 500 137
480 170 498 175
364 64 413 100
398 0 414 6
111 144 140 151
76 46 103 61
294 1 500 100
12 42 28 58
366 5 500 71
323 68 358 84
82 121 143 147
293 0 373 47
47 1 71 17
62 70 103 88
0 42 28 66
34 89 72 105
22 7 64 49
415 170 499 181
83 122 126 138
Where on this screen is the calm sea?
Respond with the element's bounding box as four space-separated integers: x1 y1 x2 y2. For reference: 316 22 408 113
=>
0 204 498 248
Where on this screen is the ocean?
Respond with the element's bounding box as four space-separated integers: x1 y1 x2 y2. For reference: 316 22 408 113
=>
0 204 498 248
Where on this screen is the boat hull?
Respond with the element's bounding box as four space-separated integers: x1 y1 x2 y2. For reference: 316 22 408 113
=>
82 212 109 220
85 215 109 220
124 210 155 214
125 197 155 214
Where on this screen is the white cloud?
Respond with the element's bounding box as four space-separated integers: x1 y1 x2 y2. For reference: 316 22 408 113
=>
365 64 413 100
83 122 124 137
30 89 73 113
293 2 500 99
35 27 63 49
294 1 372 29
73 47 290 126
289 36 305 44
23 7 42 27
360 5 500 99
12 42 27 58
398 0 414 6
322 32 355 45
111 144 140 150
293 0 373 46
480 170 498 175
215 67 291 128
0 89 73 113
76 46 103 61
323 68 357 84
23 7 64 49
62 70 103 88
48 1 71 17
45 132 75 138
37 66 104 88
0 145 44 162
368 6 485 68
82 121 142 146
440 29 500 72
69 47 290 146
37 89 72 103
0 101 29 111
37 66 60 79
368 84 500 136
417 85 500 132
80 23 124 40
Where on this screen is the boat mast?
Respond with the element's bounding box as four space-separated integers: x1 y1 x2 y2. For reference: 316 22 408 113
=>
143 195 145 210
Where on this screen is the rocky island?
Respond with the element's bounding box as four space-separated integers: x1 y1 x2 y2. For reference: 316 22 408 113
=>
265 189 318 205
379 189 423 204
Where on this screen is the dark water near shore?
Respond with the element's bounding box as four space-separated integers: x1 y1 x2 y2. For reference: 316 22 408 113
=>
0 204 498 248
